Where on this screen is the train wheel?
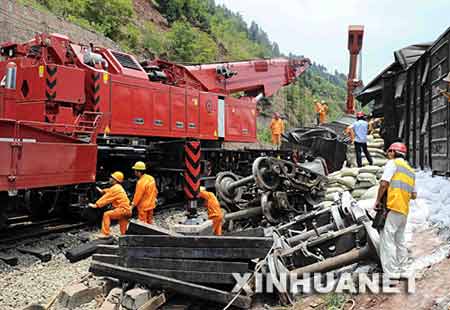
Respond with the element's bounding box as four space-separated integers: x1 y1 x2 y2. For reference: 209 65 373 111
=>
24 190 58 220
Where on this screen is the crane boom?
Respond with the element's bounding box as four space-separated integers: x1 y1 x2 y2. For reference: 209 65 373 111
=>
346 25 364 114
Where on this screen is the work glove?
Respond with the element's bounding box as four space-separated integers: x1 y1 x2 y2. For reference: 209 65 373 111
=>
88 203 96 208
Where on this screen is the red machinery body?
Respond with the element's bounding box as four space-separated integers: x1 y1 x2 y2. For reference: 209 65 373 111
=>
0 33 310 144
0 33 309 196
346 25 364 114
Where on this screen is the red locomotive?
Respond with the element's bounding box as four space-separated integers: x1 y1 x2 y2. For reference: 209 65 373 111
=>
0 33 310 227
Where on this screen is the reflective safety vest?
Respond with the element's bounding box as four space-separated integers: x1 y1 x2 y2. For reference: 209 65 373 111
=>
387 158 416 216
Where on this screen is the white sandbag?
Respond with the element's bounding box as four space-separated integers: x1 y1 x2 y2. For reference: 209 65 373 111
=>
373 133 381 139
368 148 386 157
337 176 357 189
352 188 367 198
370 152 387 159
355 181 376 189
372 138 384 144
341 167 359 177
359 165 382 174
360 185 379 200
324 193 339 201
357 173 377 184
367 142 383 148
328 171 341 178
373 158 388 167
326 186 345 194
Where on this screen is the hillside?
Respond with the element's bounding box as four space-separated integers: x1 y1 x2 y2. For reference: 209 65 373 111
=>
18 0 348 142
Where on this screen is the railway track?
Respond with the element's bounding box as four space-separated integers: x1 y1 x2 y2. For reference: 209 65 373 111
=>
0 218 88 247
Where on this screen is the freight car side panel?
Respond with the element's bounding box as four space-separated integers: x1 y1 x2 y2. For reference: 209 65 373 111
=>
429 34 449 174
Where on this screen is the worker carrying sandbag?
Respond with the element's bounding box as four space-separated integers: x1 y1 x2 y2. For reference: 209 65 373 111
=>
373 142 417 278
347 111 373 167
131 161 158 224
199 186 223 236
269 112 285 147
89 171 131 237
318 100 328 124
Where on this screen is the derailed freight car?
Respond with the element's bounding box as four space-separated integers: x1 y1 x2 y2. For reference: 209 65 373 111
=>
357 26 450 175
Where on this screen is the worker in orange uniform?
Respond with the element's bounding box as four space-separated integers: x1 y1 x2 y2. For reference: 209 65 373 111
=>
318 100 328 124
88 171 131 237
314 100 322 125
199 186 223 236
269 112 285 147
131 161 158 224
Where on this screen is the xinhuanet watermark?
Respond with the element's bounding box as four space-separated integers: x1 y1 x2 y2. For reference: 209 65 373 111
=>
232 272 416 294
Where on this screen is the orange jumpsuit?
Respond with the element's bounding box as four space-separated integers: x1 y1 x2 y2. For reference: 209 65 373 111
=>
132 174 158 224
319 105 328 124
270 118 285 146
314 102 322 125
199 190 223 236
94 184 131 235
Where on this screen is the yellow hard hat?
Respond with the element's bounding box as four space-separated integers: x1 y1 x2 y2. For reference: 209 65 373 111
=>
200 186 206 192
111 171 124 183
132 161 146 171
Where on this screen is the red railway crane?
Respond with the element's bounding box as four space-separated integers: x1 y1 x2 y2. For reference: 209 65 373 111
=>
346 25 364 114
0 33 310 226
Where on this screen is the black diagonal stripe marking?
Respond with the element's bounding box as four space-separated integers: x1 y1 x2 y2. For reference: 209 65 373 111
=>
184 178 200 193
92 73 100 82
184 185 198 198
47 66 57 77
186 142 201 154
92 84 100 94
46 78 57 89
184 175 200 190
45 90 56 100
184 169 200 184
94 96 100 104
185 155 200 170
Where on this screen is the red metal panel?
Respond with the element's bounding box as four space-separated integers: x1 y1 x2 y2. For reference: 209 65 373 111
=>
15 102 46 122
225 97 241 137
152 88 170 133
131 87 153 134
110 82 133 133
0 120 98 191
199 92 218 140
186 89 200 134
14 65 85 104
170 86 187 134
225 97 257 142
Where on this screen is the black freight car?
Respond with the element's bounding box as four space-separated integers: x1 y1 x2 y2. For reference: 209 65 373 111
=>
357 26 450 175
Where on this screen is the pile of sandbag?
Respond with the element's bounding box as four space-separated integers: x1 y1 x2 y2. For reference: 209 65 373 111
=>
324 128 385 202
346 129 387 168
324 166 381 201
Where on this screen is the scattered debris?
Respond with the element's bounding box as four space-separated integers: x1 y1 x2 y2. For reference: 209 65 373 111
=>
65 237 115 263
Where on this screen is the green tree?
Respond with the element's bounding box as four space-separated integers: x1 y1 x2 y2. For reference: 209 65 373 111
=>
84 0 135 41
166 21 217 63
